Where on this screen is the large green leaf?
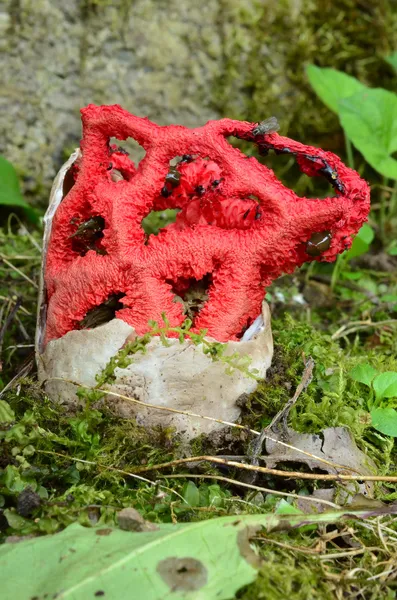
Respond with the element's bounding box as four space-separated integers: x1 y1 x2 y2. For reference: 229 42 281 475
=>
1 510 395 600
339 88 397 180
385 52 397 74
373 372 397 401
0 155 38 222
371 407 397 437
306 65 366 114
345 223 375 260
349 363 378 387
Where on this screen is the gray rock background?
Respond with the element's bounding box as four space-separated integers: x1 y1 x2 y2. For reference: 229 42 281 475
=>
0 0 225 199
1 0 396 203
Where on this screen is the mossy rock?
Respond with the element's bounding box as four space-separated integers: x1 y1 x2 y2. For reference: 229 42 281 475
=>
1 0 396 203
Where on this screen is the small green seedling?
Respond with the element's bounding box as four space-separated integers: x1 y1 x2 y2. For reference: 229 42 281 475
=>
350 364 397 437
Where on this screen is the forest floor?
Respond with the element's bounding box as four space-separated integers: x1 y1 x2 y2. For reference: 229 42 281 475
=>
1 160 397 599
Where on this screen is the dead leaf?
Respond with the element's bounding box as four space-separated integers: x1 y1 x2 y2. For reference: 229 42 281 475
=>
265 426 377 506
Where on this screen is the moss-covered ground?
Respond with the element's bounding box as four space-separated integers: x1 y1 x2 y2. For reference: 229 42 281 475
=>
2 1 397 587
1 147 397 597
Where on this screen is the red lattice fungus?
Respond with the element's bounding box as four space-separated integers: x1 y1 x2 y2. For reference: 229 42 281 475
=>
44 105 370 344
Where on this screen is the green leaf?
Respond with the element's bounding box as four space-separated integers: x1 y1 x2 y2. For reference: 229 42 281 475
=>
207 484 224 508
339 88 397 180
4 509 30 531
373 372 397 401
1 510 396 600
345 223 375 259
387 240 397 256
182 481 200 507
371 407 397 437
0 156 38 223
306 65 366 114
0 156 26 208
380 294 397 304
385 52 397 74
0 400 15 423
275 499 303 515
350 363 378 387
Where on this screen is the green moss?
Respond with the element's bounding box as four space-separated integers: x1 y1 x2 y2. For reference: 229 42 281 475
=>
0 224 41 386
238 535 397 600
238 544 334 600
245 311 396 472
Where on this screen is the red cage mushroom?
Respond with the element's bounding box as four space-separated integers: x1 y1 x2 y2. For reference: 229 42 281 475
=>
43 105 370 346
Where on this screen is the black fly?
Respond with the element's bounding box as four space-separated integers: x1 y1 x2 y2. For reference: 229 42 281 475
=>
252 117 280 136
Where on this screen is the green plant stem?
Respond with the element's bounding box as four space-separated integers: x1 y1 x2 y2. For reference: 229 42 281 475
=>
330 253 347 291
330 135 354 289
388 179 397 218
344 135 354 170
380 176 389 241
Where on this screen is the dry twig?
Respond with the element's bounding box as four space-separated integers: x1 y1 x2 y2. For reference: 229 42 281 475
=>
247 356 315 484
130 454 397 483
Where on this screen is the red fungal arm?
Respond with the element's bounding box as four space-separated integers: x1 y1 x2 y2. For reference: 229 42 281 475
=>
45 105 370 344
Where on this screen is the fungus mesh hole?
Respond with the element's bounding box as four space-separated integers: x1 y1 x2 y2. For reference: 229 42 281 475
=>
236 316 255 340
78 293 125 329
69 214 107 256
109 137 146 167
151 154 265 232
62 166 76 200
142 209 179 236
167 274 212 322
226 136 335 199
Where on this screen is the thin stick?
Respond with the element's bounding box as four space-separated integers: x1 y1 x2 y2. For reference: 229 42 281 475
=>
0 354 35 397
0 297 21 346
319 546 388 560
332 320 397 341
37 450 187 504
158 473 340 509
130 455 397 483
46 377 357 474
256 538 320 555
7 214 42 253
0 256 38 288
0 297 22 370
0 296 31 315
249 357 315 472
257 538 387 560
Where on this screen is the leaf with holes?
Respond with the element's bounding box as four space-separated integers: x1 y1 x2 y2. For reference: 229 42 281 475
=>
306 65 366 114
339 88 397 180
2 509 396 600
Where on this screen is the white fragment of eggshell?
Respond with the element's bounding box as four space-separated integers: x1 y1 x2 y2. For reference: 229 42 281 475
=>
36 151 274 441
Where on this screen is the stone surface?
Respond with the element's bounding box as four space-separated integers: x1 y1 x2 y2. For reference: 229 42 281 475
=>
1 0 222 196
2 0 395 201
